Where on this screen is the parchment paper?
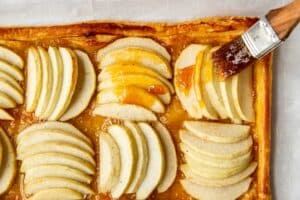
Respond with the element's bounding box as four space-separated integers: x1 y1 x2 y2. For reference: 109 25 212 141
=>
0 0 299 199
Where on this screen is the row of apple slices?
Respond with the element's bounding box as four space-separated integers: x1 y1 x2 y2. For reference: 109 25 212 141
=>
174 44 254 123
0 46 24 120
93 37 174 121
179 121 257 200
26 47 96 121
0 127 17 195
98 121 177 199
16 122 95 199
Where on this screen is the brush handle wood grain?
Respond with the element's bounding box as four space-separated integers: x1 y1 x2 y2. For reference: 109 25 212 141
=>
266 0 300 40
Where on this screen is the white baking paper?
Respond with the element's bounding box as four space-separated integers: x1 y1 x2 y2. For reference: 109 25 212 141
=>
0 0 299 199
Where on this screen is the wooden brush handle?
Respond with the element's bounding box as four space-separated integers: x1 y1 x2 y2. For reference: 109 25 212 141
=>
266 0 300 40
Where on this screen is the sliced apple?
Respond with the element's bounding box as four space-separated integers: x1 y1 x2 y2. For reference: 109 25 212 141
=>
174 44 206 119
0 108 14 120
98 133 121 193
94 103 157 121
152 122 177 193
108 125 137 199
42 47 64 119
96 37 171 62
17 129 94 155
98 63 174 94
17 121 92 145
0 78 23 104
0 138 2 167
17 141 95 165
0 92 15 108
180 130 253 159
201 47 229 119
34 47 53 117
26 47 42 112
0 59 23 81
60 50 96 121
136 122 165 200
0 128 16 195
20 152 95 175
0 70 23 92
124 121 149 193
184 121 250 143
97 86 165 113
194 46 218 119
0 46 24 68
98 74 171 104
100 47 172 79
232 66 254 122
24 177 94 196
27 188 82 200
181 162 257 187
24 165 92 184
49 48 78 120
181 178 251 200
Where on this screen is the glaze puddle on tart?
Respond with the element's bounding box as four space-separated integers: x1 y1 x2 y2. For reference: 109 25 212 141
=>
0 17 271 200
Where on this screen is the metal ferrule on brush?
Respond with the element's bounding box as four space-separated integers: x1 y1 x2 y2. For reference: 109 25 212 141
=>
242 16 282 59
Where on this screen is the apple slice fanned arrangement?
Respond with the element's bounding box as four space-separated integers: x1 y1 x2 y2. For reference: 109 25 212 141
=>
98 121 177 199
0 127 17 195
25 46 96 121
0 46 24 120
16 122 95 199
179 121 257 200
174 44 254 123
94 37 174 121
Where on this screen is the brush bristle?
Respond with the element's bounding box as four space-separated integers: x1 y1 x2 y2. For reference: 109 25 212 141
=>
212 37 255 79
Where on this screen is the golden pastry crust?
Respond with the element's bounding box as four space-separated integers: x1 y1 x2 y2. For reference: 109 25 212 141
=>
0 17 271 200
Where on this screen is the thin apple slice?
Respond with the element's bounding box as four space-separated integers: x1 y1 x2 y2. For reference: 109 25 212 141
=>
100 47 172 79
181 178 252 200
108 125 137 199
0 92 16 108
181 162 257 187
26 47 42 112
17 141 95 165
0 70 23 92
97 86 165 113
0 59 23 81
181 143 252 169
49 48 78 120
136 122 165 200
152 122 177 193
0 46 24 68
42 47 63 119
0 78 23 104
94 103 157 121
60 50 96 121
96 37 171 62
201 47 228 119
232 66 254 122
0 108 13 120
24 177 94 196
24 165 92 184
20 152 95 175
184 121 250 143
194 46 218 119
17 121 92 145
98 74 171 104
98 63 174 94
180 130 253 159
0 128 16 195
174 44 206 119
98 133 121 193
17 129 94 155
124 121 149 193
27 188 82 200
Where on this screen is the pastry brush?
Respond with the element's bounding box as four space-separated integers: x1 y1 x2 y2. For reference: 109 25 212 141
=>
212 0 300 78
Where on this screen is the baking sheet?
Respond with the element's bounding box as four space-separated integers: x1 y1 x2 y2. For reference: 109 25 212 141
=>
0 0 299 199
